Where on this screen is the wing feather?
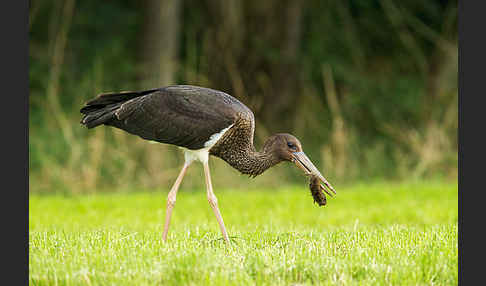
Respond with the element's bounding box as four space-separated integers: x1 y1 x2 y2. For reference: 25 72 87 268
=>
106 86 249 150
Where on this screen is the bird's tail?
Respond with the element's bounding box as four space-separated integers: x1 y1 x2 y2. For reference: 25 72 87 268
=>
80 88 158 128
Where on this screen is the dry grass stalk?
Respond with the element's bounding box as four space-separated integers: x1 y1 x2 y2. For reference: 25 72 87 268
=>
321 64 353 180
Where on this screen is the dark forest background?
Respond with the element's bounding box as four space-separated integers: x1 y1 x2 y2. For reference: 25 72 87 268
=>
29 0 457 194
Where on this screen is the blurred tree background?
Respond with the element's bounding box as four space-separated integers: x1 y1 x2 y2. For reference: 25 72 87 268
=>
29 0 457 194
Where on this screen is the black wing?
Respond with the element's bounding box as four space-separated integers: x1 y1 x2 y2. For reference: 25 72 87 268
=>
81 85 251 150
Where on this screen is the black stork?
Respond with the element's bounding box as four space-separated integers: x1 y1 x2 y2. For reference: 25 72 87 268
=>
80 85 336 243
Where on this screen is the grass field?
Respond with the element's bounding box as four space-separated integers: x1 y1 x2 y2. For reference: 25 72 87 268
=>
29 180 457 285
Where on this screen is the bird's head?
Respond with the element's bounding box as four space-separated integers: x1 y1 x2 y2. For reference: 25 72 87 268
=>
263 133 336 196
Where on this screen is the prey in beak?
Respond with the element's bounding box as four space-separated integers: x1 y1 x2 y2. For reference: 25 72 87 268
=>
292 151 337 198
263 133 336 204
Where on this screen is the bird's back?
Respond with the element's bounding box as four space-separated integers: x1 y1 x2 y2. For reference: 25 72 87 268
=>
80 85 255 151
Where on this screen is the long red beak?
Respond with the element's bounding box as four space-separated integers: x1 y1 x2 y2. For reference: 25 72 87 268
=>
292 151 337 197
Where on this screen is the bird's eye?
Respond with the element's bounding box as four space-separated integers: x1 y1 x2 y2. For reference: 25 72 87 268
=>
287 142 296 150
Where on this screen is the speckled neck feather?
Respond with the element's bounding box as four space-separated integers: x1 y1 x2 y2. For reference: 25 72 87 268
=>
209 118 282 177
231 148 281 177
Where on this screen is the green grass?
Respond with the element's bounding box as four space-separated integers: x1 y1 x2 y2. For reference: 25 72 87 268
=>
29 180 458 285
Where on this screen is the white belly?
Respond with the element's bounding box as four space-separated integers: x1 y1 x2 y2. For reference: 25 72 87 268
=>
180 124 234 164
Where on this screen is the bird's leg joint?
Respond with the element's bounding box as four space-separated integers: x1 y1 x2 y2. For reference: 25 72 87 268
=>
207 194 218 208
167 192 177 207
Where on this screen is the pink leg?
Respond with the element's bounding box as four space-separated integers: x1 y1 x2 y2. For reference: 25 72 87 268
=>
203 161 230 244
162 162 191 242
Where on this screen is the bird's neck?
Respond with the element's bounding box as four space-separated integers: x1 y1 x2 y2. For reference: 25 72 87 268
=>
239 148 281 177
208 125 282 176
213 141 281 177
